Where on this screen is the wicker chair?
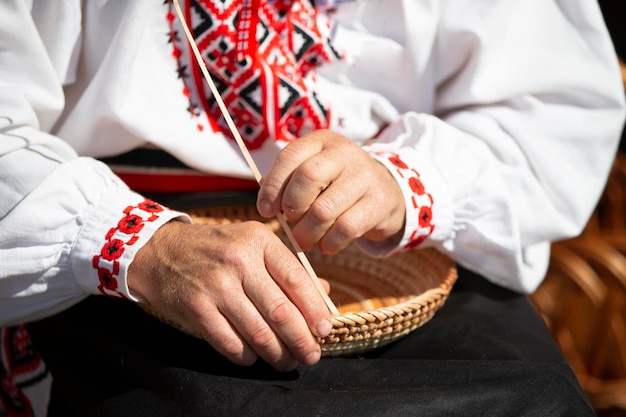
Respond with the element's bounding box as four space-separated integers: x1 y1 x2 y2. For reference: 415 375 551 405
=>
530 70 626 413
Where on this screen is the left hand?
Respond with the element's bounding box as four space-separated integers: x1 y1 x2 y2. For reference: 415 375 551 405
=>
257 129 406 254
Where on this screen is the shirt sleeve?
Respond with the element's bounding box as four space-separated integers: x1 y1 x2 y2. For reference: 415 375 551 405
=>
357 0 626 293
0 2 189 326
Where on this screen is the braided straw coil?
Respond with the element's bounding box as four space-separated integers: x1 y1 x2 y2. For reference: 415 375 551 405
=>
159 203 457 357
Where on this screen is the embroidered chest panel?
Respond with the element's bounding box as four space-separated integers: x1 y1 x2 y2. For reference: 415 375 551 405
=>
166 0 343 149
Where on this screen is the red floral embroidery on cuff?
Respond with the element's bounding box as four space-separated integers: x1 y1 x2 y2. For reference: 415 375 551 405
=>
372 151 435 250
92 199 164 298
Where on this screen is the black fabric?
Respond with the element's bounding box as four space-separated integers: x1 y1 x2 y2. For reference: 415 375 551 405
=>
98 148 189 169
27 268 594 417
597 0 626 154
598 0 626 62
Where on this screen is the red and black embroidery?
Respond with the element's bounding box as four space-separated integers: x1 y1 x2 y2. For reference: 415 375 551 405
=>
92 199 165 297
0 325 48 417
165 0 343 147
374 151 435 250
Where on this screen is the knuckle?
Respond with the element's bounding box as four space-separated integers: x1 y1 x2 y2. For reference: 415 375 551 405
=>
279 265 308 290
280 145 304 166
233 220 258 235
244 220 274 240
307 199 336 224
219 336 246 358
259 177 283 200
317 218 360 255
184 296 208 317
221 222 273 265
289 335 316 356
266 299 293 326
297 161 324 185
332 216 361 241
208 270 239 296
248 324 275 348
204 329 256 366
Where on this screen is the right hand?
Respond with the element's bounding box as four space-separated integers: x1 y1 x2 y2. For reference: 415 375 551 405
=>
128 219 332 372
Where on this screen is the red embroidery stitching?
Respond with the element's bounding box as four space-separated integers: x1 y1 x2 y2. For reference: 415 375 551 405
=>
165 0 343 145
92 199 164 298
374 151 435 250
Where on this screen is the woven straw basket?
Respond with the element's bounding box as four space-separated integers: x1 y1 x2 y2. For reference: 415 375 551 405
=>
179 202 457 357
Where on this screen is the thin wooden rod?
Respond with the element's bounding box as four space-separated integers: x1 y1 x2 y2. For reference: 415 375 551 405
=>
172 0 339 315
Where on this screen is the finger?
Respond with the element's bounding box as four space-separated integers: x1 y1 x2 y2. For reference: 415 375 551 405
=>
314 197 379 254
290 167 369 250
221 293 300 371
257 137 324 217
316 183 407 254
264 237 332 341
241 275 321 368
187 301 259 367
279 154 342 224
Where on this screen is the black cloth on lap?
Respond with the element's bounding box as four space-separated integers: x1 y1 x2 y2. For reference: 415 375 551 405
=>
28 267 595 417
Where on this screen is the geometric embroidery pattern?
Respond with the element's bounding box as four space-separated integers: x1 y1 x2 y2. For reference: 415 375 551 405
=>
165 0 343 148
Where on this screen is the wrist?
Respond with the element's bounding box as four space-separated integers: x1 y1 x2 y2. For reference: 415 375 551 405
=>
127 218 189 303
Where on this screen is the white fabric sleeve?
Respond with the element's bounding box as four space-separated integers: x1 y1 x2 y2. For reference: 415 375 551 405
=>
358 0 626 293
0 126 190 327
0 2 189 326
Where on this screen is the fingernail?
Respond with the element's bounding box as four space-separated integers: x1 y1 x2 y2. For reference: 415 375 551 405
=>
316 319 332 338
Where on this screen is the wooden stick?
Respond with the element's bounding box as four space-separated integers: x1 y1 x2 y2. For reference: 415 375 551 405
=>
172 0 339 315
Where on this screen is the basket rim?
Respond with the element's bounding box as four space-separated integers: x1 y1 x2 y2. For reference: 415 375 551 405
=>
326 263 457 326
184 204 459 356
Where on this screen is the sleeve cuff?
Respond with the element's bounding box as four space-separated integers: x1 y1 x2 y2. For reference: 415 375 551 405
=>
356 115 455 256
72 185 190 302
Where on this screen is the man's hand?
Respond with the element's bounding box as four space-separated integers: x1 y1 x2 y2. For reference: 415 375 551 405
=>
257 129 406 254
128 220 332 372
